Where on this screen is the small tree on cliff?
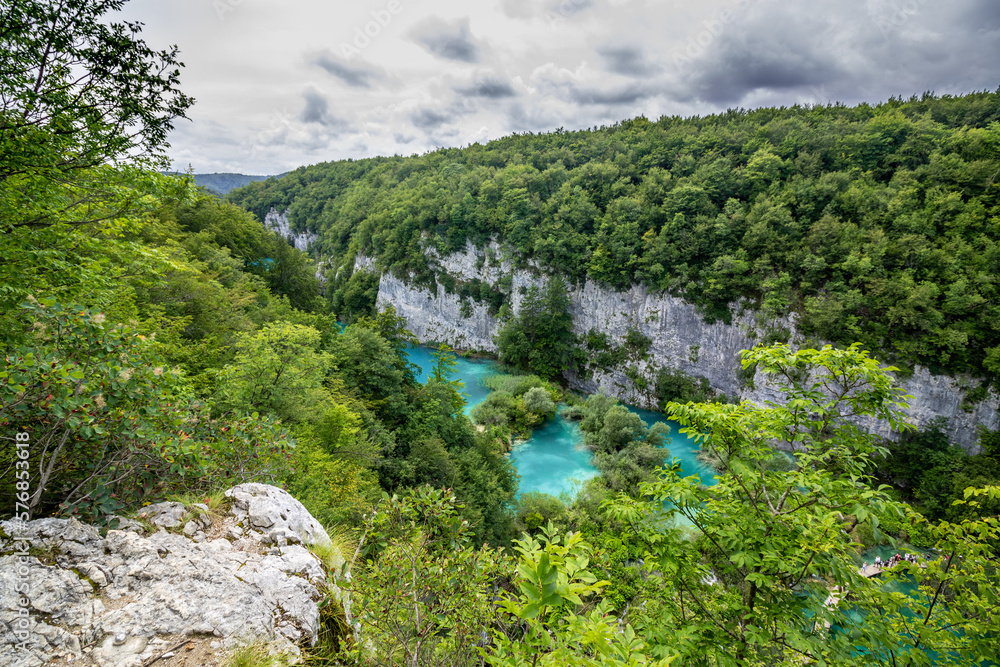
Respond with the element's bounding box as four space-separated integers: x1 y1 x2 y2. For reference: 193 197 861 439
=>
497 275 576 380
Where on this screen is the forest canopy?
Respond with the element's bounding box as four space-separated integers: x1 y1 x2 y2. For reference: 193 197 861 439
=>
2 3 998 663
229 91 1000 380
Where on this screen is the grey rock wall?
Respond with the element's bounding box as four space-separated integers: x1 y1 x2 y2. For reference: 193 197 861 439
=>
367 241 999 452
264 208 318 253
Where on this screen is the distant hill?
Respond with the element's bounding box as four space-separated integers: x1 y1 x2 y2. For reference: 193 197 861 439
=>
177 173 274 196
194 173 273 196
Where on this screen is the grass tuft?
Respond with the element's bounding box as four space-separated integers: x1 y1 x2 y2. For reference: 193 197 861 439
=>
224 642 292 667
309 524 357 576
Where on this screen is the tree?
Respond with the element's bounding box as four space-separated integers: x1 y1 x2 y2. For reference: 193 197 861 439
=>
488 523 672 666
1 299 180 517
605 343 1000 665
497 276 576 380
214 321 330 423
346 487 505 667
0 0 195 339
329 324 413 425
0 0 193 188
355 305 419 383
0 299 290 520
227 93 1000 380
587 405 647 454
522 386 556 418
570 392 671 494
0 169 190 340
430 344 460 384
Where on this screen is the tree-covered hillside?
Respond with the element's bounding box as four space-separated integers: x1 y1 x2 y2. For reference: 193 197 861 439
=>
1 0 516 544
4 3 999 664
230 92 1000 380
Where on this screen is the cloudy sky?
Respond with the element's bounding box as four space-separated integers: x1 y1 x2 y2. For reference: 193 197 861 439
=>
118 0 1000 175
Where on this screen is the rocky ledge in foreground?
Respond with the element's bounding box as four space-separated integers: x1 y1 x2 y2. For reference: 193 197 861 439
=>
0 484 345 667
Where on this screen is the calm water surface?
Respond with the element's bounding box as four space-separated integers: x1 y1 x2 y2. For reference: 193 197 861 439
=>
510 417 599 497
404 348 986 664
404 346 714 498
405 345 497 415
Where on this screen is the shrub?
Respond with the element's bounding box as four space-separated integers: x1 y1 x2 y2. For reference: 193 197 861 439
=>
0 299 291 521
513 491 570 534
523 386 556 417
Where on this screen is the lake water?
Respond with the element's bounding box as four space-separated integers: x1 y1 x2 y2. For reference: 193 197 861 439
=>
509 417 600 498
405 346 987 664
404 346 715 498
406 345 497 415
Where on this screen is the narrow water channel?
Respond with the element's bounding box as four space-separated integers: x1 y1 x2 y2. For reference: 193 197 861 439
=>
404 346 715 498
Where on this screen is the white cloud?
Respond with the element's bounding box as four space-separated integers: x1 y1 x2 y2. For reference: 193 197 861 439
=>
117 0 1000 174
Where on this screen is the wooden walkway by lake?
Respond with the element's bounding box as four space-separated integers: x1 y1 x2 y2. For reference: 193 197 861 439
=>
858 560 927 579
816 559 930 633
859 564 883 578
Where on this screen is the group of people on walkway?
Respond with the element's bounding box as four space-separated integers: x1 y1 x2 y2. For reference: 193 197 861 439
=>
862 552 921 571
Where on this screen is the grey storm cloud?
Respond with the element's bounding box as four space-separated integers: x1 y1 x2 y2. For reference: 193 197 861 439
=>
570 83 655 106
960 1 1000 30
598 46 659 77
310 51 383 89
673 0 1000 107
410 17 481 63
411 108 451 129
689 47 843 105
299 87 345 129
673 4 845 105
456 76 517 99
116 0 1000 173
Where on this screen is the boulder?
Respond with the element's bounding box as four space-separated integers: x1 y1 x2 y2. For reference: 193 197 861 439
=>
0 484 342 667
138 501 187 529
226 483 333 551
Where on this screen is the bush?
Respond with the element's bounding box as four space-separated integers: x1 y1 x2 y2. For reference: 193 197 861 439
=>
474 374 561 437
624 328 652 357
482 373 546 396
513 491 570 534
655 367 717 406
523 386 556 417
0 299 291 521
470 391 518 427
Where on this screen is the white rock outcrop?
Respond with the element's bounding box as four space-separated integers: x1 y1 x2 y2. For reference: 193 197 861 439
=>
264 208 318 252
371 241 999 451
0 484 343 667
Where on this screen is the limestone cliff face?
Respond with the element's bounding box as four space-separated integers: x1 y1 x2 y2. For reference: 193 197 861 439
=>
367 241 998 452
264 207 318 253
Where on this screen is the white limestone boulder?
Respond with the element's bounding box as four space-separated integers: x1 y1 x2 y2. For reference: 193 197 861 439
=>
0 484 342 667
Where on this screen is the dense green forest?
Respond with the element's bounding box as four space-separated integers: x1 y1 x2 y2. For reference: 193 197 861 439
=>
3 2 1000 665
0 0 518 543
230 92 1000 382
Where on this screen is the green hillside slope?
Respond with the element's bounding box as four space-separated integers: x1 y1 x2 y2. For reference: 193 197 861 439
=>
229 91 1000 380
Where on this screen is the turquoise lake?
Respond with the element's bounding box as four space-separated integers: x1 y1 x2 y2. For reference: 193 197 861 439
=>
405 349 988 663
404 346 715 498
406 345 497 415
